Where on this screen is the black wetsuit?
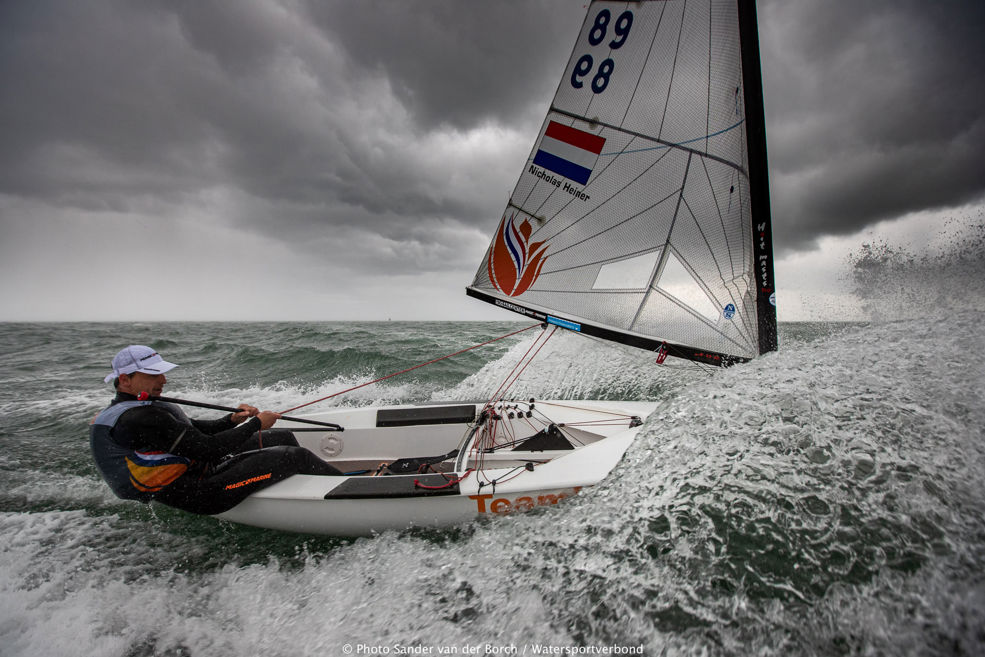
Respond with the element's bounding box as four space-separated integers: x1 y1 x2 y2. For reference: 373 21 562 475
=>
89 392 341 515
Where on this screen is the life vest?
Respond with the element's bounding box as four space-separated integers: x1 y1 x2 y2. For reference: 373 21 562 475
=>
89 400 193 501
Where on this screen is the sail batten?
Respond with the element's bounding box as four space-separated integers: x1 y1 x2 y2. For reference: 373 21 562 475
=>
469 0 777 365
549 106 749 174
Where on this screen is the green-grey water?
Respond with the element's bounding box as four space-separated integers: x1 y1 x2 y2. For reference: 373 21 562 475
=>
1 311 983 655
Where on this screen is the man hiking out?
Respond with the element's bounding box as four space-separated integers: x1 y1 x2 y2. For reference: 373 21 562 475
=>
90 345 341 515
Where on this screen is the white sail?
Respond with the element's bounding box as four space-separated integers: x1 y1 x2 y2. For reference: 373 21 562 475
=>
468 0 776 365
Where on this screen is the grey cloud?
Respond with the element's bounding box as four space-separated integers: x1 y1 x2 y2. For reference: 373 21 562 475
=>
299 0 583 131
1 0 983 277
762 0 985 250
0 1 228 207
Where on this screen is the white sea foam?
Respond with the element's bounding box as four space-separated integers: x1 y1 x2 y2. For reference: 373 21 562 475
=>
6 311 981 656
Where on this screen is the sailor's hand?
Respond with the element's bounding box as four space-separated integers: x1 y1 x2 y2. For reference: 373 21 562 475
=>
231 404 259 424
256 411 282 430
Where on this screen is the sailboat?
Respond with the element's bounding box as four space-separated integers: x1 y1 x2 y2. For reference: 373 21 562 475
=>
216 0 777 536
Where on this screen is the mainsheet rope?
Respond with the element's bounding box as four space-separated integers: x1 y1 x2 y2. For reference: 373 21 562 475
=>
279 322 545 415
471 325 559 478
481 325 557 413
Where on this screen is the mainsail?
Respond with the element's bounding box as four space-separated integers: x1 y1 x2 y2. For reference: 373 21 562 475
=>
467 0 777 366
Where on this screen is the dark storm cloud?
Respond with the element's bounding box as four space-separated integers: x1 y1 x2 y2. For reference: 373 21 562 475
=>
159 0 583 230
1 0 982 271
0 1 213 208
298 0 579 131
0 0 587 264
761 0 985 250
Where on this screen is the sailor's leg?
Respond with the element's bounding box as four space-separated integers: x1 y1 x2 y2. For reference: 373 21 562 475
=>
235 428 300 452
156 446 343 515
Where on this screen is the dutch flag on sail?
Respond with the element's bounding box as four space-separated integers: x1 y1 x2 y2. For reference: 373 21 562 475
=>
533 121 606 186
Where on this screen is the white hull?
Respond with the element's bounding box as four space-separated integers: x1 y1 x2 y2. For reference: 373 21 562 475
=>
216 399 656 536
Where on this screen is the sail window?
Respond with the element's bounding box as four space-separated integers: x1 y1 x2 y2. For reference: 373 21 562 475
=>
592 251 660 290
656 252 721 321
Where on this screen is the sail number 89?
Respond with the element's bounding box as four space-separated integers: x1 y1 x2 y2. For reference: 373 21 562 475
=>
571 9 633 94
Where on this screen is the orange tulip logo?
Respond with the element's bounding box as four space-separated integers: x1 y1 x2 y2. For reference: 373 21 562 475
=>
488 212 549 297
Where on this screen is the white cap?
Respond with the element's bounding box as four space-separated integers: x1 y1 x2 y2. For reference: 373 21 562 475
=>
104 345 178 383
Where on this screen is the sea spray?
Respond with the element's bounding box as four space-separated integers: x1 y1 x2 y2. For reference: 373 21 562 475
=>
846 214 985 321
1 290 984 654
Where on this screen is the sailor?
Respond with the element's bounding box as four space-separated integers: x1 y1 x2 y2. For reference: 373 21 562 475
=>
90 345 342 515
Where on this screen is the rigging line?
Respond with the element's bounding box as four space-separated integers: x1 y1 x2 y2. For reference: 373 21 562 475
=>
595 120 746 157
541 0 652 217
657 1 687 137
483 412 519 451
574 4 604 134
647 285 752 353
503 327 557 400
561 432 587 449
532 151 678 260
697 167 750 335
521 118 743 248
542 133 673 234
487 406 541 436
482 335 543 411
620 0 667 127
279 322 544 414
478 464 529 488
630 152 692 331
540 254 661 279
582 328 721 375
522 115 631 223
414 469 473 491
699 156 739 284
493 467 530 486
555 424 588 449
487 326 558 409
573 329 714 376
536 399 638 420
671 357 717 377
562 420 638 428
705 1 712 153
471 419 490 470
522 136 677 263
489 287 643 296
576 1 669 132
674 196 753 347
513 0 602 222
482 326 554 413
502 417 520 446
518 407 587 447
550 106 746 174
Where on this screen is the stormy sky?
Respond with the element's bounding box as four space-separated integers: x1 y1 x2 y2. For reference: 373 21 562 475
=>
1 0 983 321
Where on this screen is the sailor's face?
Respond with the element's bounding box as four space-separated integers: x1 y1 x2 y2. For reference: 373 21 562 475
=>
120 372 167 397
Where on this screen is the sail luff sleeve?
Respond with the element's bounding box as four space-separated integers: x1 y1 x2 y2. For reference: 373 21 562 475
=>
737 0 778 354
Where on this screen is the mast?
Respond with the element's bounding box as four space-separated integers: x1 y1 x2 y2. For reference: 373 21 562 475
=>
737 0 778 354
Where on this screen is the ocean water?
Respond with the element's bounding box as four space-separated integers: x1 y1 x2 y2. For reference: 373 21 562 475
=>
2 295 984 652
